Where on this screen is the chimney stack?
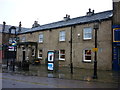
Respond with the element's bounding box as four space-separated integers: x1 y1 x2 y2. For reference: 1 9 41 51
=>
2 21 6 32
18 21 22 32
113 0 120 25
32 21 40 28
86 8 94 16
64 14 70 21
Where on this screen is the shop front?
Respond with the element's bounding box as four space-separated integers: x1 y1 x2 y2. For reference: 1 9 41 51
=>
112 25 120 71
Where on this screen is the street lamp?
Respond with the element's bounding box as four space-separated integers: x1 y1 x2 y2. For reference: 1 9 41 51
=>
93 22 99 79
9 26 16 71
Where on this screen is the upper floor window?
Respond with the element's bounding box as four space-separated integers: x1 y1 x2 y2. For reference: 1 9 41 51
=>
59 31 66 41
83 27 92 40
21 36 26 42
39 33 43 43
59 50 65 60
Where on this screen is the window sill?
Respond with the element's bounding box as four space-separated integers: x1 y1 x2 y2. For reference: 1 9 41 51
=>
82 60 92 63
38 42 43 44
38 57 42 59
83 38 92 41
59 59 65 61
59 40 66 42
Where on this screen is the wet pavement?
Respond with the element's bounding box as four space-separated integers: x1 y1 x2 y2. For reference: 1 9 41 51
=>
2 73 118 88
2 64 120 85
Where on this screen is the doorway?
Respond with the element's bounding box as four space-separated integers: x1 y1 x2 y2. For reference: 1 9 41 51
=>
23 51 25 61
113 47 120 71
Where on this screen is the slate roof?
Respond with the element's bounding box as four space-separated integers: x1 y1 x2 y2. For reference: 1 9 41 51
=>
0 10 113 34
19 10 113 34
0 24 29 34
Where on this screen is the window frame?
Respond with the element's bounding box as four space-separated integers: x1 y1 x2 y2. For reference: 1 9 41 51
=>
38 49 43 59
32 49 35 56
59 31 66 41
83 27 92 40
59 49 65 60
39 33 44 43
83 49 92 63
21 36 26 42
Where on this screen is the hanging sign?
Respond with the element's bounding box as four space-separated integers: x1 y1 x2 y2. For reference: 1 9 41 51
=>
11 41 17 46
8 46 15 51
92 48 98 52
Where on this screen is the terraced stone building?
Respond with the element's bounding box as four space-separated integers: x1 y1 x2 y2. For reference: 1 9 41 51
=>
17 10 113 70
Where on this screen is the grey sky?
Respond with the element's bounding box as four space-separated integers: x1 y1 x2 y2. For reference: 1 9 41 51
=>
0 0 112 28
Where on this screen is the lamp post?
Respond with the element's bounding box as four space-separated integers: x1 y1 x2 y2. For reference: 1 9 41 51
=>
93 22 99 79
9 26 16 71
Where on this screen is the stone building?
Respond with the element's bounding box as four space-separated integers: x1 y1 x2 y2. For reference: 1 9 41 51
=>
17 10 113 70
0 22 29 64
1 0 119 71
112 0 120 71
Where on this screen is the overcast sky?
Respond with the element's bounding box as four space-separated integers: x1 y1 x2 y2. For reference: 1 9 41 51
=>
0 0 112 28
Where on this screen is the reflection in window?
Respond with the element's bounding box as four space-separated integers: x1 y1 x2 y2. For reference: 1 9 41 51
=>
83 50 92 62
59 50 65 60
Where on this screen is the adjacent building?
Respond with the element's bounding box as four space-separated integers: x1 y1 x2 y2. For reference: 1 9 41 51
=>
0 22 29 64
112 0 120 71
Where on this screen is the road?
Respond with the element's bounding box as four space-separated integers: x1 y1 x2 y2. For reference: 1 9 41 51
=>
1 73 119 88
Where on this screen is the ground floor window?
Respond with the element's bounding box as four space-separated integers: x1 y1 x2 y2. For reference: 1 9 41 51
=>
83 49 92 62
38 49 43 59
32 49 35 56
59 50 65 60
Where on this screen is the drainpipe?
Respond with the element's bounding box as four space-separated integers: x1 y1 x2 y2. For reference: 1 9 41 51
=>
70 26 73 74
2 22 6 65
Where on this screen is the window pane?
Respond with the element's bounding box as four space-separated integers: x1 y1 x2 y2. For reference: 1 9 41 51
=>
59 50 65 60
83 50 92 62
32 49 35 56
83 27 92 39
39 34 43 42
85 56 91 60
60 55 65 58
38 49 42 58
85 50 91 55
59 31 65 41
61 50 65 54
21 36 26 42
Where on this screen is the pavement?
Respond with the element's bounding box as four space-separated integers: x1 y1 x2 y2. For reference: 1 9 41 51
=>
1 64 120 85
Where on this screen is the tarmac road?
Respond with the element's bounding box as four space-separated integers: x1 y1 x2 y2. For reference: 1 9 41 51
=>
1 73 119 88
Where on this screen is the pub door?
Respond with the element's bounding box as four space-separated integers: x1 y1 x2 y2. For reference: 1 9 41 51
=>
113 47 120 71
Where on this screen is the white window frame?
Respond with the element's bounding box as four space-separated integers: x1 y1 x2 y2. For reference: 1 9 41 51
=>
38 49 43 59
83 27 92 40
39 33 43 43
32 49 35 56
59 31 66 41
59 50 65 60
21 36 26 42
83 49 92 62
